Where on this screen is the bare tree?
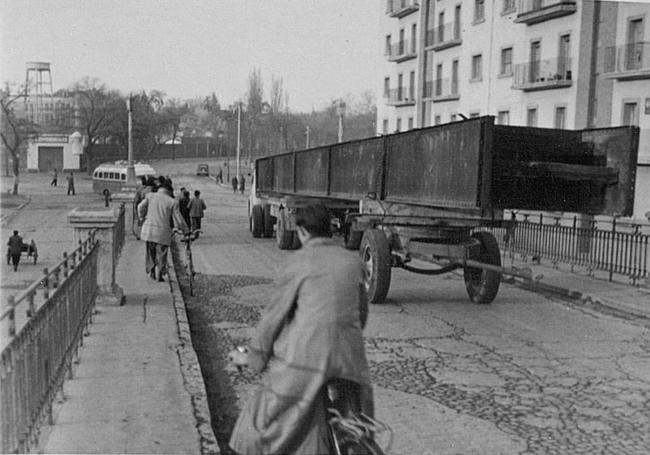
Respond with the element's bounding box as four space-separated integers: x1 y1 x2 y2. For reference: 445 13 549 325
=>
1 85 38 195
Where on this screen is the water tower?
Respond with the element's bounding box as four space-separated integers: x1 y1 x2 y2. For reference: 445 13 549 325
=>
24 61 53 125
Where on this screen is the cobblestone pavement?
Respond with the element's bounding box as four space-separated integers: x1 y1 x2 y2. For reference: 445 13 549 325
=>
173 173 650 455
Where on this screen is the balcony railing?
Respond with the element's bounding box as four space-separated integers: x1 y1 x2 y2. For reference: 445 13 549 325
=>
384 87 416 106
386 0 419 18
603 42 650 80
512 57 572 91
423 78 460 101
514 0 577 25
425 23 462 51
386 40 417 62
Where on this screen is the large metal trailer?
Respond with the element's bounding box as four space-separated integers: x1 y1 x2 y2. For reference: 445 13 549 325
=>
249 116 639 304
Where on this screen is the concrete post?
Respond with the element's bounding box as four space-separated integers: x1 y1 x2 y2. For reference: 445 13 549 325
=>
68 207 124 305
111 193 137 239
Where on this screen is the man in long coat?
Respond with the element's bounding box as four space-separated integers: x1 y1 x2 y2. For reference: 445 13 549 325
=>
229 205 373 454
137 178 188 281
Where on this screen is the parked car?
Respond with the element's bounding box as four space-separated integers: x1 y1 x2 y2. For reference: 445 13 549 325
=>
196 164 209 176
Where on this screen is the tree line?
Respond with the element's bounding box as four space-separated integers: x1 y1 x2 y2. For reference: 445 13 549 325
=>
1 70 376 194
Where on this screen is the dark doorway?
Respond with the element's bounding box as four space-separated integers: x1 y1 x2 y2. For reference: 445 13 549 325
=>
38 146 64 171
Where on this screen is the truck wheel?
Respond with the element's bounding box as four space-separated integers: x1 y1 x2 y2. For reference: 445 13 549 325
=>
344 226 363 250
360 229 391 304
263 204 274 238
248 200 252 232
291 231 302 250
276 211 293 250
464 231 501 304
251 205 264 238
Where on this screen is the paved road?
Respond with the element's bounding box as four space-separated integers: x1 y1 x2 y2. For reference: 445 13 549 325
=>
172 173 650 455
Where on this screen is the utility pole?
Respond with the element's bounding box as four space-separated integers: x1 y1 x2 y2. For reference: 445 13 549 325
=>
305 125 311 149
236 102 242 180
336 100 346 143
125 96 136 186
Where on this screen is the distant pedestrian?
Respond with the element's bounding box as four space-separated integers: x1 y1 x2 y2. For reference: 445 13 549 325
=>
178 188 191 228
232 176 238 193
66 172 75 195
137 177 188 282
188 190 207 235
7 230 23 272
50 168 58 187
238 174 245 194
216 168 223 184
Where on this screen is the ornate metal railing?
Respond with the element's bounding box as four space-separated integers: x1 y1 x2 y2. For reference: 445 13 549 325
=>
1 232 99 453
512 57 572 90
603 42 650 74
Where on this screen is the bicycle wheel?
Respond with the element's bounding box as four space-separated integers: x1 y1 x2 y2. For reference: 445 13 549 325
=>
187 245 195 296
338 437 384 455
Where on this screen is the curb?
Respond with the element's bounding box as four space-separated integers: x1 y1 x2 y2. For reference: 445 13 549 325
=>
167 247 221 455
1 195 32 227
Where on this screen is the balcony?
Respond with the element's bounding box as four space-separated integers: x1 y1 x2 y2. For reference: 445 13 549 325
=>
514 0 577 25
423 79 460 102
425 23 462 51
512 57 573 91
386 40 417 63
386 0 419 18
384 87 416 106
602 42 650 81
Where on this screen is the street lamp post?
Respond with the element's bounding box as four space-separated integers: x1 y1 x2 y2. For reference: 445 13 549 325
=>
236 102 242 180
336 100 346 143
125 96 136 186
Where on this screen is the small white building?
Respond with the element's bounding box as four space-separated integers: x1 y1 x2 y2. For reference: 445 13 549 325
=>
27 131 85 172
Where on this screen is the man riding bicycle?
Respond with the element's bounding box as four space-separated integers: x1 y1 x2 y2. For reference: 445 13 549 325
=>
228 204 374 455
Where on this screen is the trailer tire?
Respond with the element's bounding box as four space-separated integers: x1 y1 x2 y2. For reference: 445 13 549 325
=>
276 210 293 250
464 231 501 304
291 231 302 250
251 204 264 238
360 229 391 304
263 204 274 238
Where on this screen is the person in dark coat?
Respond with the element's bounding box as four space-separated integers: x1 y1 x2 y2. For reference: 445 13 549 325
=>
238 174 246 194
232 176 238 193
50 168 58 186
66 172 75 195
178 188 191 228
7 230 23 271
187 190 207 235
228 205 373 454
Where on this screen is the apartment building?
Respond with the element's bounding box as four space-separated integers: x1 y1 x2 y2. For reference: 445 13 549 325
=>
377 0 650 163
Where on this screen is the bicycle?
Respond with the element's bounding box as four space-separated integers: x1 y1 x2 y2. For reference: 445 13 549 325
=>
324 378 391 455
175 229 200 296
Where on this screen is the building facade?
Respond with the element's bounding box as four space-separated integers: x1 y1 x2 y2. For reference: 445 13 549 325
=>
377 0 650 165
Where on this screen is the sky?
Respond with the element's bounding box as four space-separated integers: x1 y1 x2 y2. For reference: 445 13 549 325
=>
0 0 380 112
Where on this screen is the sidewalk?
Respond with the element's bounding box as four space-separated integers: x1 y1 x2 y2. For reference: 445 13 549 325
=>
503 257 650 321
37 237 219 454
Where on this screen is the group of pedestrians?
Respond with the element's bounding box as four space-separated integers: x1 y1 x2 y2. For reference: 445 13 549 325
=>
50 168 76 195
231 174 246 194
135 177 206 282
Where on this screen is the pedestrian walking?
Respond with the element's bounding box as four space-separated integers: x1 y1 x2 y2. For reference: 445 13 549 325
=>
187 190 207 236
178 188 191 228
216 168 223 184
66 172 75 195
232 176 238 193
7 230 23 272
50 168 58 186
137 177 188 282
133 177 155 239
238 174 245 194
228 205 373 455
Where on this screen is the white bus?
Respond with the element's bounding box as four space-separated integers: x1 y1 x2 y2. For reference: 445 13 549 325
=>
92 161 156 194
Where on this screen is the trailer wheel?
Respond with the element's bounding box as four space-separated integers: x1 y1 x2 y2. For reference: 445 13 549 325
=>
263 204 274 238
360 229 391 304
251 205 264 238
276 210 293 250
291 231 302 250
464 231 501 304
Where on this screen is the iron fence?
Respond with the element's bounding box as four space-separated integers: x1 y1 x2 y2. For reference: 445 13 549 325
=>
113 204 126 261
487 212 649 285
0 232 98 453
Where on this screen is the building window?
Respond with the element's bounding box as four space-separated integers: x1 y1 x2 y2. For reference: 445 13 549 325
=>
398 73 404 100
408 117 414 130
554 106 566 129
454 5 461 39
527 107 538 127
434 114 442 125
558 34 571 78
471 54 483 80
497 110 510 125
411 24 417 53
438 11 445 42
452 59 459 94
436 64 443 96
384 77 390 97
502 0 515 13
500 47 513 76
622 101 639 126
451 113 457 122
385 35 391 55
383 119 389 134
474 0 485 22
626 18 644 70
409 71 415 99
530 40 541 82
396 118 402 132
399 28 405 55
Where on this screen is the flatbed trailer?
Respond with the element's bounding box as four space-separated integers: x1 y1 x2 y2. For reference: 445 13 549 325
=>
249 116 639 304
